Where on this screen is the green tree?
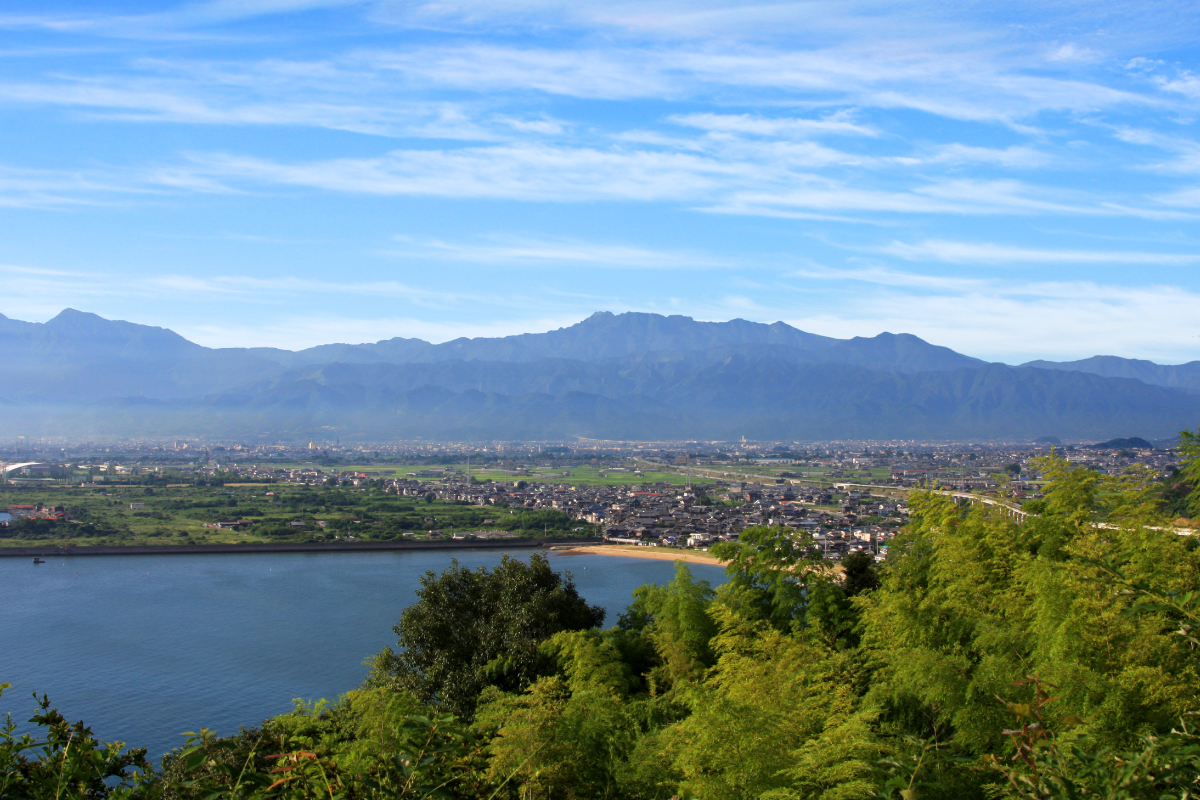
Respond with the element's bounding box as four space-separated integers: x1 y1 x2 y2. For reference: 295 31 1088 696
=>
622 561 718 692
0 684 157 799
1178 427 1200 518
368 554 605 718
842 550 880 597
711 525 816 632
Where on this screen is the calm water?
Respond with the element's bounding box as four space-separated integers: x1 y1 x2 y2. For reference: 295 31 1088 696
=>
0 549 725 760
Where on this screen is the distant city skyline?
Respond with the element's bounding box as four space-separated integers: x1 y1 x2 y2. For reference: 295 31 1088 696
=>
2 1 1200 364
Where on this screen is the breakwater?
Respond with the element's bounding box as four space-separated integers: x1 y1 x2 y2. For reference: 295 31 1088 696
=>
0 536 602 558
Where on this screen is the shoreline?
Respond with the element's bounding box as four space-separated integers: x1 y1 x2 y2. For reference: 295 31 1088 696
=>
0 537 602 558
552 544 726 565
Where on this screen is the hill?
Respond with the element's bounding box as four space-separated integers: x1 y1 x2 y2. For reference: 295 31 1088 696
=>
1084 437 1155 450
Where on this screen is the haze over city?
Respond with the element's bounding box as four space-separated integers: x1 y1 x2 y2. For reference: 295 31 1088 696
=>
2 1 1200 363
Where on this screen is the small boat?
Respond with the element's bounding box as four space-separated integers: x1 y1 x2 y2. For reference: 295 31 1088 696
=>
32 557 45 564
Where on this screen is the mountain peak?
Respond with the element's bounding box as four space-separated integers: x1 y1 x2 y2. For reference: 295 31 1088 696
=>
46 308 107 326
32 309 202 358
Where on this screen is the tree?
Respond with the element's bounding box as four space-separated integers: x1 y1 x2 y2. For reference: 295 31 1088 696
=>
623 561 719 691
1178 427 1200 518
0 684 157 799
842 550 879 597
369 554 605 718
711 525 822 632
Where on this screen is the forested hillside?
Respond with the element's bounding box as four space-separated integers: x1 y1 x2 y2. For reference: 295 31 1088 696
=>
5 434 1200 799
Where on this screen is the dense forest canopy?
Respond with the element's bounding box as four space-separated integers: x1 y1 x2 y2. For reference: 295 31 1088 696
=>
5 434 1200 799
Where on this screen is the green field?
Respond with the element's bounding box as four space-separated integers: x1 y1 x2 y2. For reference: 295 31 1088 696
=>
497 465 693 487
657 462 894 485
0 482 593 548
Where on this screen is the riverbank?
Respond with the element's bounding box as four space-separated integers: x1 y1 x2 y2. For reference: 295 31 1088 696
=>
0 537 601 558
552 544 725 565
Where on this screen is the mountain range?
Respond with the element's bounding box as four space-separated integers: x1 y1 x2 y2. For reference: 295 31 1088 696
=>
1 309 1197 442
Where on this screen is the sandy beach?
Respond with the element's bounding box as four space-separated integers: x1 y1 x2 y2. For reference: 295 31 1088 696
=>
551 544 726 565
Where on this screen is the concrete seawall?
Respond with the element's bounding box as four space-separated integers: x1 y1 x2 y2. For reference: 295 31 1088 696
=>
0 537 603 558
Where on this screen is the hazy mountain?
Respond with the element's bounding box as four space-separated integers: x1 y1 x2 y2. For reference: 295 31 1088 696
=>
2 308 1197 441
1022 355 1200 392
248 311 842 368
0 310 980 399
0 309 284 398
5 354 1199 443
0 309 199 362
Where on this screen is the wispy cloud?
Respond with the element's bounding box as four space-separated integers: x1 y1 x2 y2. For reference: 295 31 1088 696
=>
0 74 504 139
181 145 756 202
0 0 368 39
711 177 1128 218
785 265 1200 363
0 262 94 277
669 112 877 138
368 46 675 100
388 235 736 269
919 144 1051 168
3 0 1200 362
147 273 483 307
0 163 159 208
147 146 1183 223
880 239 1200 265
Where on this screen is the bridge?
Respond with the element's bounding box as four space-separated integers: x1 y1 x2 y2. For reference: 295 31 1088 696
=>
934 490 1031 521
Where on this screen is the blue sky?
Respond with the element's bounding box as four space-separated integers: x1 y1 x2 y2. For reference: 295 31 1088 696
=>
2 0 1200 363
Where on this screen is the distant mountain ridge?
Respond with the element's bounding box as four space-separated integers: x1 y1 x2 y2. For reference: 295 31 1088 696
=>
0 309 1197 441
1021 355 1200 392
247 311 844 367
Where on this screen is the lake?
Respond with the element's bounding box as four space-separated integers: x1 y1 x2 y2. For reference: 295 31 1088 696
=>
0 548 726 761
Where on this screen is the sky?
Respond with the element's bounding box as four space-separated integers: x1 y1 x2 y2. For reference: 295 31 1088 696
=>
1 1 1200 364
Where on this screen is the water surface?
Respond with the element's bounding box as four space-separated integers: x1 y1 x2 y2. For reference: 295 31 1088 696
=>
0 549 725 760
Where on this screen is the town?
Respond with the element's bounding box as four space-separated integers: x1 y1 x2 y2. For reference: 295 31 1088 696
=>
1 435 1183 559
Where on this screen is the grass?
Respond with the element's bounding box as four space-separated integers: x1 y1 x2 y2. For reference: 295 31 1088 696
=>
0 482 593 548
185 460 700 489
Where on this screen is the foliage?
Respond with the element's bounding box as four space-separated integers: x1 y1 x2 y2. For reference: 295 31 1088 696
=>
9 434 1200 799
1178 428 1200 519
368 553 605 718
0 684 157 799
987 678 1200 800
